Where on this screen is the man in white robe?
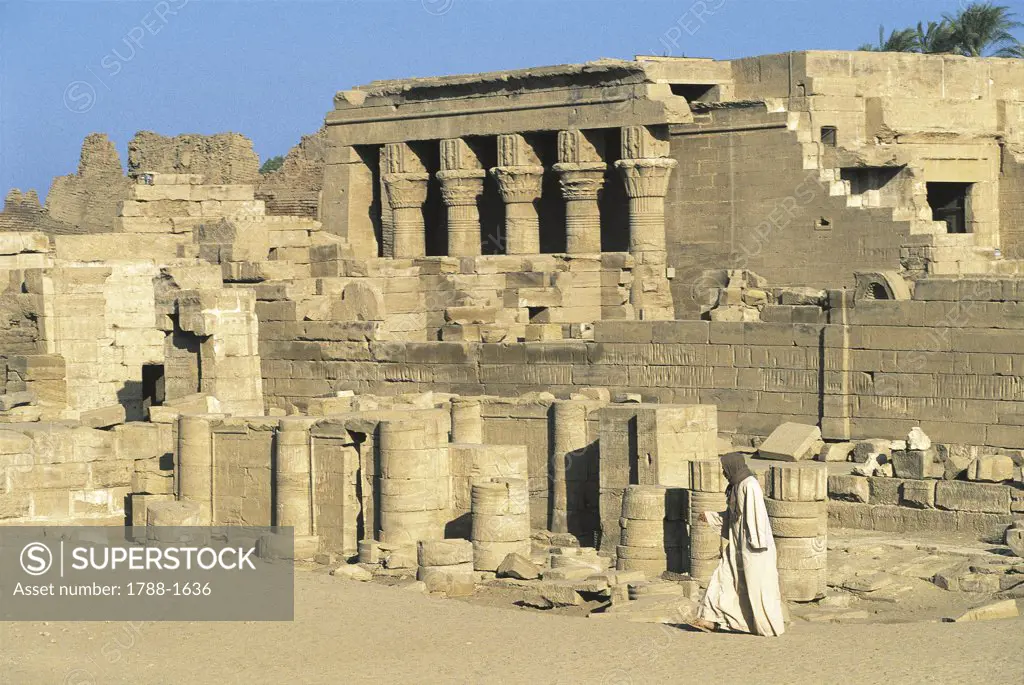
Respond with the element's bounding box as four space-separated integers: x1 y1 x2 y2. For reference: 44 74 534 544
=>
690 453 786 636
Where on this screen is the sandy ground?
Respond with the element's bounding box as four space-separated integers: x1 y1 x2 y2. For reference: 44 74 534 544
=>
2 570 1023 685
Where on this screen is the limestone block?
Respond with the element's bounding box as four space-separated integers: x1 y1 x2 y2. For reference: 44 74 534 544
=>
1006 522 1024 558
758 423 823 462
330 563 373 582
827 474 869 503
892 448 943 480
497 553 541 580
853 439 892 464
935 481 1011 514
417 539 474 567
768 463 827 502
689 459 728 493
80 404 126 429
900 480 936 509
819 441 854 462
907 427 931 451
967 455 1015 483
937 444 976 480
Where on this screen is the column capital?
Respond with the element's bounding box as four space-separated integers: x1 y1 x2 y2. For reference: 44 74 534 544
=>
382 172 429 209
382 142 427 175
620 125 671 160
436 169 485 206
553 162 606 200
557 129 605 164
491 165 544 204
614 158 677 199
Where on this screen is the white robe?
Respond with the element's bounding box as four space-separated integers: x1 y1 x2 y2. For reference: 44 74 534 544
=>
697 476 786 636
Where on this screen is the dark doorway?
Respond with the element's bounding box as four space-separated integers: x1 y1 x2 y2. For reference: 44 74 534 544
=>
141 364 165 413
927 182 971 234
600 128 630 252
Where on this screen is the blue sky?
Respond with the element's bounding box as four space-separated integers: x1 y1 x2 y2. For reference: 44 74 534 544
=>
0 0 1010 199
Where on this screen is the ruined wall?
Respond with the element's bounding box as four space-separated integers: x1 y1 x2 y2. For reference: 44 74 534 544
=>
127 131 260 185
0 190 80 235
666 105 911 316
45 134 131 233
255 128 326 219
260 276 1024 451
0 422 168 525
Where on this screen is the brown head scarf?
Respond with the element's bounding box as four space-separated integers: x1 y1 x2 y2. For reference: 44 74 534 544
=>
720 452 754 487
721 452 755 520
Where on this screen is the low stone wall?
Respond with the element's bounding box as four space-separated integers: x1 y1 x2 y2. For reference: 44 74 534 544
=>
828 473 1022 539
0 422 169 525
260 278 1024 451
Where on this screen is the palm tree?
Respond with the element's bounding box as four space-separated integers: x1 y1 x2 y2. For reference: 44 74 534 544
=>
943 2 1023 57
916 20 957 54
858 25 919 52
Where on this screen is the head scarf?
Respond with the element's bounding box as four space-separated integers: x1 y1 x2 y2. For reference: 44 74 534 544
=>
720 452 754 487
720 452 754 519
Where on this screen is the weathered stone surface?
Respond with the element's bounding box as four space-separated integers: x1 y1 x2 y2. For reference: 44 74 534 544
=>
967 455 1015 483
891 448 942 480
496 552 541 580
952 599 1019 622
330 563 373 581
827 474 869 503
819 442 854 462
853 439 891 465
758 423 823 462
935 481 1011 514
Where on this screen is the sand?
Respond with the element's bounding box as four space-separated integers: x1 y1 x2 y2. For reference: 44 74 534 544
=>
1 571 1022 685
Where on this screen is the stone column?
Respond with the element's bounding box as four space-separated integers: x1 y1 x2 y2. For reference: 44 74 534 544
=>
550 400 589 534
438 138 485 257
615 126 677 320
553 129 606 254
275 418 314 536
450 397 483 444
381 142 429 258
177 414 215 524
491 134 544 255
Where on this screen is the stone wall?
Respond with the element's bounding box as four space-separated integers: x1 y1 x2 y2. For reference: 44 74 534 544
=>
259 276 1024 451
0 422 169 525
127 131 260 185
255 127 326 219
0 191 80 235
666 105 911 316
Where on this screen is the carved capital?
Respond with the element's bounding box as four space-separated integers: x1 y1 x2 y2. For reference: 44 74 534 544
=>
553 162 607 200
497 134 542 167
491 166 544 203
614 158 677 199
382 143 426 175
437 169 485 206
620 126 670 160
382 172 430 209
440 138 483 172
557 129 605 164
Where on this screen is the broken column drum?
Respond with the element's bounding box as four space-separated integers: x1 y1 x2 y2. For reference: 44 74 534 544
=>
378 419 446 544
471 478 530 571
450 397 483 444
616 484 685 575
688 459 728 584
766 464 828 602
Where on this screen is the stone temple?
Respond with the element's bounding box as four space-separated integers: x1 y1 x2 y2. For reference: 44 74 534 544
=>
0 50 1022 611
